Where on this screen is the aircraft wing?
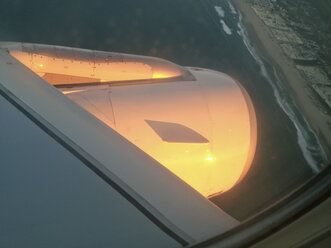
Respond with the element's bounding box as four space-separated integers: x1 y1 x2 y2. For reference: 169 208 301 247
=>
0 45 239 247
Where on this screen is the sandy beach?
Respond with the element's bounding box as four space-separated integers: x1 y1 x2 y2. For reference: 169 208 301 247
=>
232 0 331 161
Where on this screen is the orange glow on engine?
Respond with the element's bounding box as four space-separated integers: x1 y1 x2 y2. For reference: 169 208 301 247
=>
205 155 214 162
60 79 257 198
152 73 171 79
8 46 256 198
10 50 182 85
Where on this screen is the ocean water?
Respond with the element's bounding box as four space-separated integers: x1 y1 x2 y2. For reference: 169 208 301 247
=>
0 0 328 220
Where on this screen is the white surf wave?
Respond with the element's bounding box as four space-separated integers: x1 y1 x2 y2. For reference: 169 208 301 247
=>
228 1 237 14
214 5 232 35
220 20 232 35
214 6 225 18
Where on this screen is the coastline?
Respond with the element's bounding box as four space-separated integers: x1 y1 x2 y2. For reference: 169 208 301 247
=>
232 0 331 161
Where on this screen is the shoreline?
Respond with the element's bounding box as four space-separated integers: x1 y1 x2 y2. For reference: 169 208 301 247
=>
232 0 331 162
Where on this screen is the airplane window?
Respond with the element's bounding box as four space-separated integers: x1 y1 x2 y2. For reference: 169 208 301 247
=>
0 0 330 246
